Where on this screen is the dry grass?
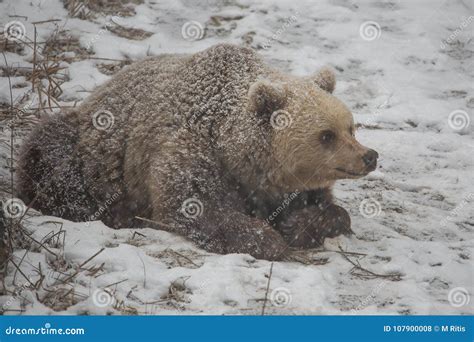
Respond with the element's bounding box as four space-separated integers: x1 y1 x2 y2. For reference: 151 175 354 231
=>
336 245 403 281
0 26 82 118
0 35 25 55
40 287 86 311
0 25 79 272
63 0 145 18
0 0 146 314
43 30 92 59
148 248 205 269
285 248 330 265
157 277 192 311
107 25 153 41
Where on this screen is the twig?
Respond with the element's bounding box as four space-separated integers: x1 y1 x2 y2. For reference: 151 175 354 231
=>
134 216 175 229
84 56 129 62
32 26 37 92
23 233 58 257
165 248 199 268
329 249 368 257
86 262 104 277
1 52 15 263
104 278 128 288
59 248 105 284
261 262 274 315
8 258 34 287
338 245 401 281
31 19 62 25
285 251 329 265
8 15 28 20
78 248 105 269
16 106 77 110
12 250 29 285
131 231 146 239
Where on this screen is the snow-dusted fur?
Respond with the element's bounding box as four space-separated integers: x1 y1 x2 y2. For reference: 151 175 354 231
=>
18 44 377 260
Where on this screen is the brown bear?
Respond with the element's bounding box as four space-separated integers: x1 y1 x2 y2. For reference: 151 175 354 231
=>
17 44 378 260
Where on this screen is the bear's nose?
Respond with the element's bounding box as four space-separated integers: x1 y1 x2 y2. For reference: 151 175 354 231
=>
362 149 378 170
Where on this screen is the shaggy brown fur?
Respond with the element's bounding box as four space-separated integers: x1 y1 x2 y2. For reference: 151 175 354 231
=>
18 44 378 260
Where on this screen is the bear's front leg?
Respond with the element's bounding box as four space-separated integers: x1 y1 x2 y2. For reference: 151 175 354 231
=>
183 205 289 260
275 189 353 248
147 157 288 260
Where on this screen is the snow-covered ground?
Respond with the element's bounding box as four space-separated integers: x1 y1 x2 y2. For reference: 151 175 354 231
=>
0 0 473 315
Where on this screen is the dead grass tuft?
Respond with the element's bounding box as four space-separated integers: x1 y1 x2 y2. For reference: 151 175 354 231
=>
43 30 92 60
63 0 145 18
39 286 84 311
0 0 145 314
0 35 25 55
108 25 153 41
149 248 205 269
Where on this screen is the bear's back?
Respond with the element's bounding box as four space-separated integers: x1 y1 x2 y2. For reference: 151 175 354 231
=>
77 44 264 135
69 45 266 214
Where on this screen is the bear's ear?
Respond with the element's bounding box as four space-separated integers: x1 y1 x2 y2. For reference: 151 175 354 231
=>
311 67 336 93
248 81 287 117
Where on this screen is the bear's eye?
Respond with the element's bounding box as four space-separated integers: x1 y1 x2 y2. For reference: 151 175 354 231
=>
320 130 336 145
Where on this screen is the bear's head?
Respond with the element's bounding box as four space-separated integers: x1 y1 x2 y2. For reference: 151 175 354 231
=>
248 68 378 191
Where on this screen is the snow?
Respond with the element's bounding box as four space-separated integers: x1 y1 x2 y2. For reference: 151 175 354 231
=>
1 0 472 315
